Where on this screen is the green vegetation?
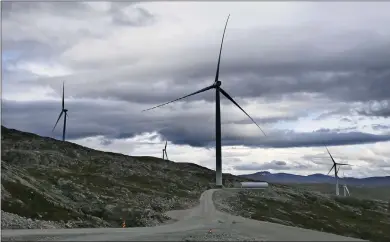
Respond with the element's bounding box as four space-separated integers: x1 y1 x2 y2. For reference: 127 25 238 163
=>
215 185 390 242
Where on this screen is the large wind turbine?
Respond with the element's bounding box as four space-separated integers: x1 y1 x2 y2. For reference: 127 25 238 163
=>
325 147 350 196
162 141 169 161
52 82 69 141
142 15 266 187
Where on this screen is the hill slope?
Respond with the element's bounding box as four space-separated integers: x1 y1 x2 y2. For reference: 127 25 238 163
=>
241 171 390 187
214 186 390 242
1 126 247 229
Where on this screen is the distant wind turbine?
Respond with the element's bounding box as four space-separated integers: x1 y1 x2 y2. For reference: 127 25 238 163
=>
340 170 350 197
142 15 266 187
325 146 350 196
52 82 69 141
162 141 169 161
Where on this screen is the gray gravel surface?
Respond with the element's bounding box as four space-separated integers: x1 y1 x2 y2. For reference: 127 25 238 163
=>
2 189 366 241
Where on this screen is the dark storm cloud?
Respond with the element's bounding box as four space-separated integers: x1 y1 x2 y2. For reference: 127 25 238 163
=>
223 115 299 125
273 161 287 166
2 1 155 73
7 23 390 107
3 99 390 148
314 127 358 133
146 28 390 104
65 51 390 105
3 2 390 153
356 100 390 118
2 2 100 65
219 131 390 149
340 117 352 123
3 2 390 105
372 124 390 131
2 99 215 141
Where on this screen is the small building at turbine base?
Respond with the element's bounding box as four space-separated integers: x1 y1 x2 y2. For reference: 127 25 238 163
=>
234 182 269 188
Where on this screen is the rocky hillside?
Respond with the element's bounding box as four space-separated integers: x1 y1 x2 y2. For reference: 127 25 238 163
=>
1 126 247 229
214 185 390 242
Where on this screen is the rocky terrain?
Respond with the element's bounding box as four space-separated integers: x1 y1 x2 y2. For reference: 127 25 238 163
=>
1 126 247 229
3 126 390 242
213 185 390 242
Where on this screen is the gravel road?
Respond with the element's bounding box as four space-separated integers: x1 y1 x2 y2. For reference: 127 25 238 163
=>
1 189 365 241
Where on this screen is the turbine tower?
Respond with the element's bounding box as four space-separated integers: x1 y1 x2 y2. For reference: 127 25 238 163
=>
142 15 266 187
325 146 350 196
162 141 168 161
53 82 69 141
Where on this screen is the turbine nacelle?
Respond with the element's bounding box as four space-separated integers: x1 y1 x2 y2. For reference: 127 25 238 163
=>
214 80 222 87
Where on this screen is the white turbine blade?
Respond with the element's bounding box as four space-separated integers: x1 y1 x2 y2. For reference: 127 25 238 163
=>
214 14 230 84
327 165 335 175
219 88 266 136
336 165 341 177
325 146 337 164
142 85 214 112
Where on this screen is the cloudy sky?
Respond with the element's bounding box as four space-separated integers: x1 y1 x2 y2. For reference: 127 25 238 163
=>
2 1 390 178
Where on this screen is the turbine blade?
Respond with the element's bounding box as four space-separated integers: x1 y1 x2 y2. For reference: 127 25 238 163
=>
142 85 215 112
219 88 266 136
165 141 167 150
52 111 64 132
62 82 65 109
327 165 335 175
337 163 350 166
214 14 230 84
325 146 336 164
336 166 341 177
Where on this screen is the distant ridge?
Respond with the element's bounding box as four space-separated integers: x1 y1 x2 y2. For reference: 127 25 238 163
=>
240 171 390 187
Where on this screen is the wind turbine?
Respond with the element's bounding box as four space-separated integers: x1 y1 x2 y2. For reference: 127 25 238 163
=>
340 170 350 197
142 15 266 187
325 147 350 196
162 141 169 161
52 82 69 141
